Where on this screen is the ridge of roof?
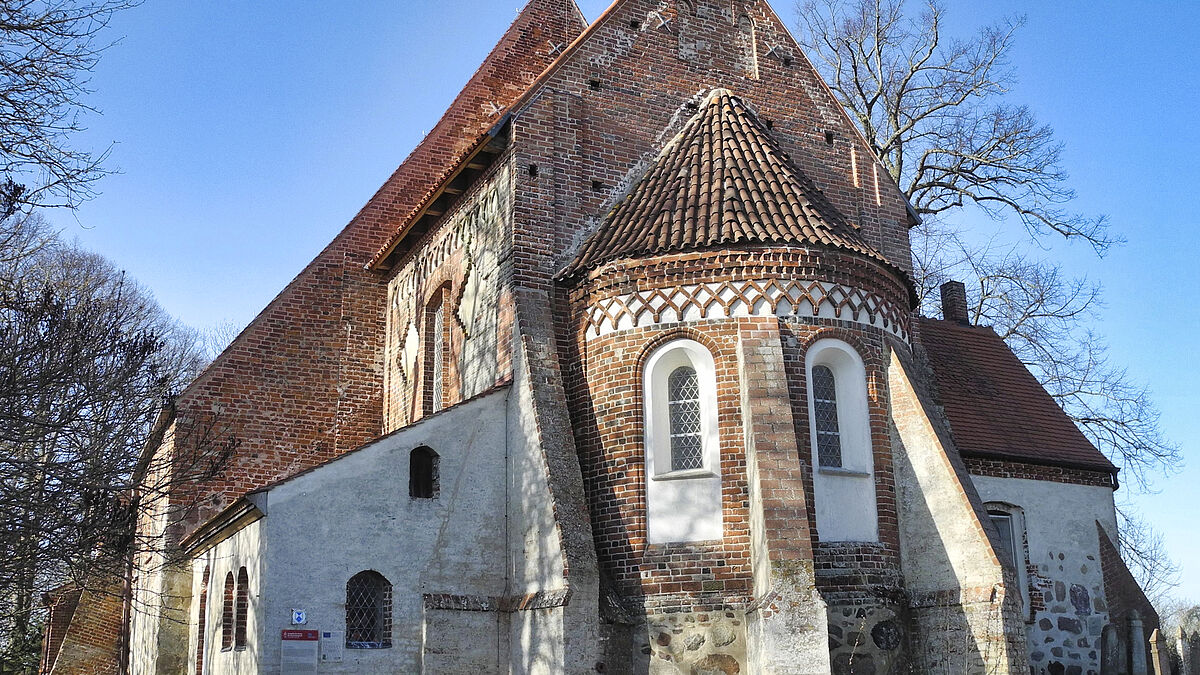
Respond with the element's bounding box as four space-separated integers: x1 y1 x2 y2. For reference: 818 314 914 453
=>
185 0 586 397
559 88 901 278
367 0 589 269
918 317 1117 475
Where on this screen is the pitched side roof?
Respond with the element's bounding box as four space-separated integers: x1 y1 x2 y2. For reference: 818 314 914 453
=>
918 317 1117 473
561 89 896 277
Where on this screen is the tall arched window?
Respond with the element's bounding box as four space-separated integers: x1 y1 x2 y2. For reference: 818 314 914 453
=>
643 339 722 544
234 567 249 649
409 446 439 499
424 292 446 414
667 366 703 471
195 566 209 673
221 572 234 651
985 502 1029 615
346 571 392 649
811 365 842 468
806 338 878 542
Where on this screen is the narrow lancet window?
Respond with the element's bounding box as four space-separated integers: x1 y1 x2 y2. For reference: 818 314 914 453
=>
668 366 703 471
430 301 444 413
812 365 842 467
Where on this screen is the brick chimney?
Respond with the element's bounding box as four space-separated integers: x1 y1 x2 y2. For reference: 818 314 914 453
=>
940 281 970 324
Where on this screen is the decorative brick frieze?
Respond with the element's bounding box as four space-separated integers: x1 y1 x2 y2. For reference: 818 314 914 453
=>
422 588 571 613
963 457 1117 488
583 277 907 341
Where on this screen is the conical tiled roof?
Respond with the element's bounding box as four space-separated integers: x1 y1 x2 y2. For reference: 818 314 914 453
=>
562 89 896 277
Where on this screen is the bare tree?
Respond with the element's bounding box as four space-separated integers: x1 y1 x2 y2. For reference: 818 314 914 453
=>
796 0 1113 251
0 0 141 210
0 215 234 672
795 0 1179 588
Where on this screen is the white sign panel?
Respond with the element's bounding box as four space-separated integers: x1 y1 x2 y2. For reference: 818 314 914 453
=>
281 630 318 674
320 630 344 663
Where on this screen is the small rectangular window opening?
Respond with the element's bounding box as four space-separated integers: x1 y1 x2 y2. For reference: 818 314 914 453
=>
629 19 641 30
591 179 605 192
527 164 539 179
588 78 602 91
824 130 835 145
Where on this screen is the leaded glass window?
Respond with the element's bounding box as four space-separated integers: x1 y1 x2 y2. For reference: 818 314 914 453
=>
812 365 842 467
668 366 703 471
431 302 444 413
346 571 392 649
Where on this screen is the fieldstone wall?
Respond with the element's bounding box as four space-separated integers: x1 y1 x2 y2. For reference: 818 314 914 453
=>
826 602 907 675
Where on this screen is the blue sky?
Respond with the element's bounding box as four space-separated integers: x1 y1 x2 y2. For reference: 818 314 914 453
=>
51 1 1198 600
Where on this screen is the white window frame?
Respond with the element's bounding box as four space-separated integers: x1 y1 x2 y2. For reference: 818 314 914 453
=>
985 501 1031 620
806 338 878 542
643 339 723 543
644 340 720 480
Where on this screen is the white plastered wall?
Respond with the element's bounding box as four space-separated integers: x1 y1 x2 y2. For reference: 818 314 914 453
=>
970 473 1119 670
188 519 265 675
249 385 567 674
643 339 723 544
807 338 878 542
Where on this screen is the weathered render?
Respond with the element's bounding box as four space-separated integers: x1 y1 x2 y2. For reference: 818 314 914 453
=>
42 1 1160 673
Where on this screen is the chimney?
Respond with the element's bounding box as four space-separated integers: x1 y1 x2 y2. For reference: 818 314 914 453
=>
940 281 970 324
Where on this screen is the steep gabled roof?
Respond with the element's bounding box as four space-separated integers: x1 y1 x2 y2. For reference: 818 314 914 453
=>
919 317 1117 474
561 89 897 277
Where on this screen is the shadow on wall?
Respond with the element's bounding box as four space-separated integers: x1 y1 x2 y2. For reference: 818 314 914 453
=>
892 436 1023 675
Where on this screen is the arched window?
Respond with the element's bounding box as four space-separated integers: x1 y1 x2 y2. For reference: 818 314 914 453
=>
811 365 842 468
667 366 703 471
806 338 877 542
424 292 446 414
643 339 722 544
409 446 439 499
195 566 209 673
234 567 249 649
221 572 234 651
346 571 392 649
985 502 1029 615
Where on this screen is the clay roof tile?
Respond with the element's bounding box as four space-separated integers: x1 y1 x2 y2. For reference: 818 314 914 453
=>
919 317 1117 473
560 89 899 277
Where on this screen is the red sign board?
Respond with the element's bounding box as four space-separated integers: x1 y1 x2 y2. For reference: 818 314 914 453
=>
281 630 318 641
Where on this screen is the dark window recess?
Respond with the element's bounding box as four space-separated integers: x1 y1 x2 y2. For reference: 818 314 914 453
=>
685 100 700 111
629 19 641 29
764 118 774 130
196 567 209 670
527 164 539 179
591 179 605 192
824 130 835 145
346 571 392 649
221 572 234 651
234 567 249 649
589 78 602 91
410 446 439 499
782 55 794 67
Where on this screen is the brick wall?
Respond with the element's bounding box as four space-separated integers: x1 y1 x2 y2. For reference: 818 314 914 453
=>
964 456 1117 488
160 0 586 536
43 583 124 675
39 587 81 674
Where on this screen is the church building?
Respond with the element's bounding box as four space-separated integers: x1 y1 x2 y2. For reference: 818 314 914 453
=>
39 0 1157 673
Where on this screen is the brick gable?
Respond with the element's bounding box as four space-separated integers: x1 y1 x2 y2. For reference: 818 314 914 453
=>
168 0 587 529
